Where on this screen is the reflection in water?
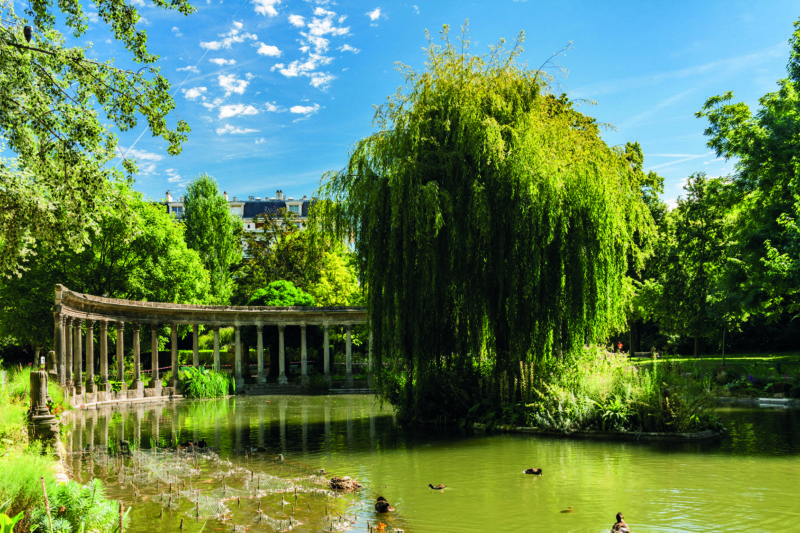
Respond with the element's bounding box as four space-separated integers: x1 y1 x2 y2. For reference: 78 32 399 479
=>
64 397 800 533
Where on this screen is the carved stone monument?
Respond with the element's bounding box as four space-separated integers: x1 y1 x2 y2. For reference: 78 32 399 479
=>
28 370 60 443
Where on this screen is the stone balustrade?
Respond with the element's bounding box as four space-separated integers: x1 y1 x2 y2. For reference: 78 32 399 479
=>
52 285 369 401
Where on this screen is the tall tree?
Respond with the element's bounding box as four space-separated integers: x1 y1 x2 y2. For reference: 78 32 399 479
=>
0 0 193 274
658 173 734 356
182 174 242 304
0 181 210 349
696 18 800 321
317 27 655 420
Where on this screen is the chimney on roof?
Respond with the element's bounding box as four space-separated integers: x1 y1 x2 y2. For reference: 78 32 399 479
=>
223 191 229 201
166 190 173 202
179 196 184 202
248 195 254 201
276 189 284 200
302 195 307 200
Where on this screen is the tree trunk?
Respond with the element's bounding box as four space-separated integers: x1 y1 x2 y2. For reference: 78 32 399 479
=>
722 328 726 367
694 335 699 358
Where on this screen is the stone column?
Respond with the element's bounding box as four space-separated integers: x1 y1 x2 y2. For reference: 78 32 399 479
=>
150 324 161 393
85 319 96 393
278 325 287 385
171 323 179 388
54 313 64 386
192 324 199 368
99 321 110 393
256 324 265 384
65 317 73 388
213 326 220 373
300 324 309 386
116 322 126 391
131 323 143 396
234 325 244 391
323 324 331 386
73 319 83 394
345 324 353 388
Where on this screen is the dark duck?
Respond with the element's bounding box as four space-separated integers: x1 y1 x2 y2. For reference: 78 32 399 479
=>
374 496 395 513
611 512 631 533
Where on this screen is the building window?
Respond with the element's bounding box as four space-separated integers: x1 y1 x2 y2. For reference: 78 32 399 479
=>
171 206 184 218
230 206 243 217
288 205 300 214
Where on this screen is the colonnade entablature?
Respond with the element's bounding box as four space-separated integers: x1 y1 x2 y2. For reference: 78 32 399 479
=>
52 285 369 400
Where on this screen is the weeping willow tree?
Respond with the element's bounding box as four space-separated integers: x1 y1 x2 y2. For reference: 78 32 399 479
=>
317 27 654 421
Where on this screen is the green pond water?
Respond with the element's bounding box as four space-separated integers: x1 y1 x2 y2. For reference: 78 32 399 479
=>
64 396 800 532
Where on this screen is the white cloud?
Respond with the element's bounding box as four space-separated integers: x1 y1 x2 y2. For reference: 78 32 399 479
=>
86 11 101 24
265 101 281 112
131 0 145 6
166 168 187 186
255 137 266 144
177 65 200 73
182 87 208 100
310 72 335 88
200 22 258 50
216 124 260 135
290 103 320 115
210 58 237 65
252 0 280 17
646 152 713 171
256 43 282 57
218 104 260 119
275 6 350 89
339 44 360 53
171 26 183 37
367 8 381 21
202 97 224 111
218 73 250 96
412 5 419 14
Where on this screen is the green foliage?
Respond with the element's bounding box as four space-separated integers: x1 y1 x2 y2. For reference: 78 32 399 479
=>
0 442 55 520
182 174 243 304
317 26 654 421
695 18 800 322
646 173 741 354
0 511 23 533
180 367 230 398
0 0 193 274
0 181 211 348
307 242 362 306
248 280 315 307
29 479 125 533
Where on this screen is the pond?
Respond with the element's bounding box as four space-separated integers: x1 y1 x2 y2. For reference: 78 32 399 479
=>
63 396 800 532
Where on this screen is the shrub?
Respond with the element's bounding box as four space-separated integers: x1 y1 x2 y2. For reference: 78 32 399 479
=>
180 367 231 398
29 478 127 533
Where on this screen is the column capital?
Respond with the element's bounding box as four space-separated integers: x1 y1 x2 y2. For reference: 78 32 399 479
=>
73 317 83 327
131 322 140 332
256 323 263 331
117 321 125 331
85 318 94 328
99 320 108 332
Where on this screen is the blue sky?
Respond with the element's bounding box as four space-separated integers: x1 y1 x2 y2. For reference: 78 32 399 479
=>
81 0 799 205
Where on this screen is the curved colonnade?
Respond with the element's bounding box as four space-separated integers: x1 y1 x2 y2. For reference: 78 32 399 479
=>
52 285 369 401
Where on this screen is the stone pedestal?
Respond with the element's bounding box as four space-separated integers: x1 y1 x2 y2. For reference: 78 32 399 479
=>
27 370 59 443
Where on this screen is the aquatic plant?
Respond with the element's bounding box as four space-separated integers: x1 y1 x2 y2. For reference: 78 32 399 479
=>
180 367 231 398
